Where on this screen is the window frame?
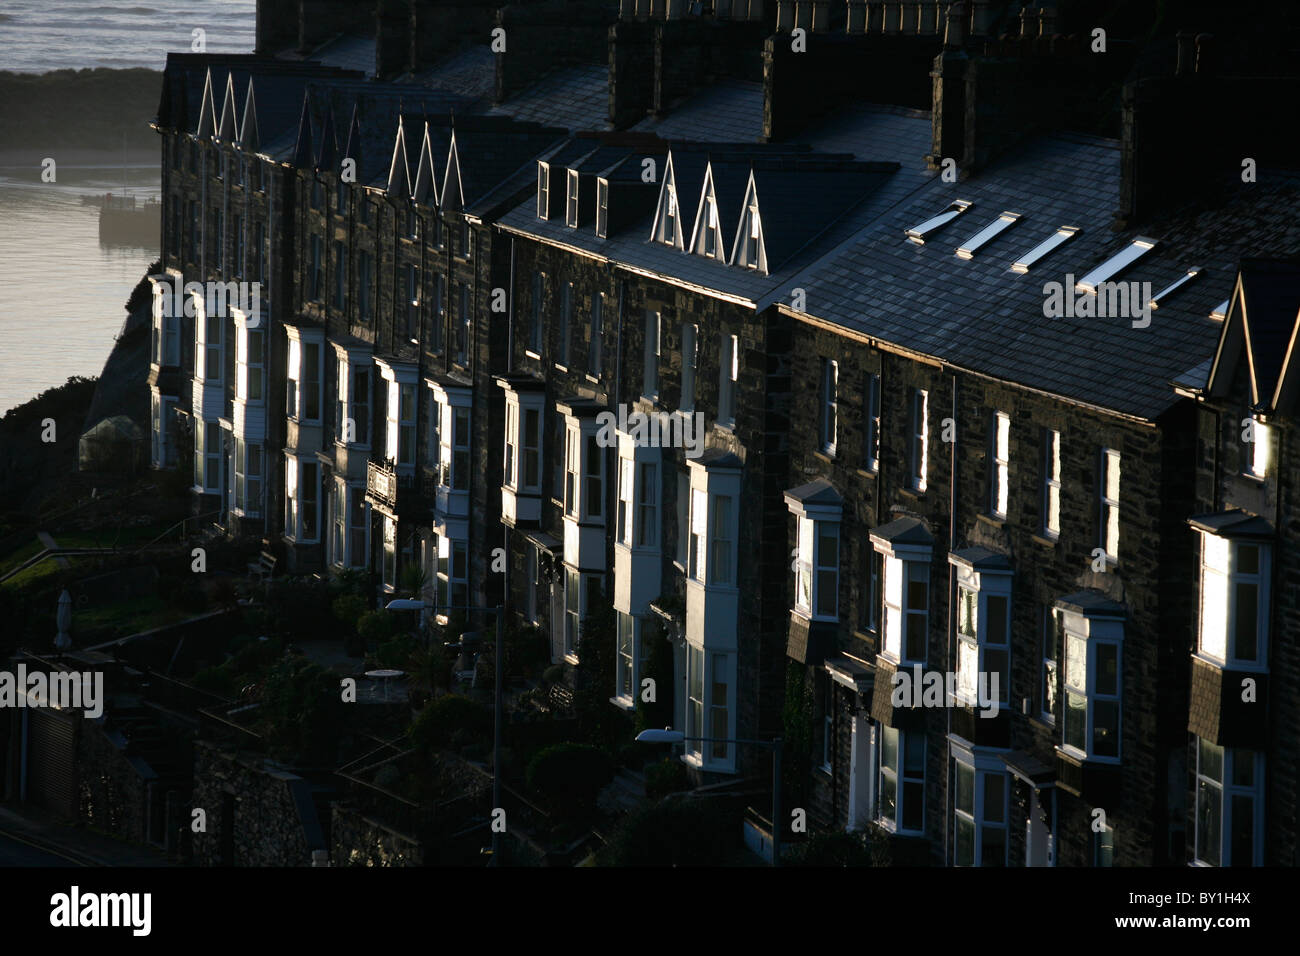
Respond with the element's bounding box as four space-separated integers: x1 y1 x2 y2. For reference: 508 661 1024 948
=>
877 724 925 835
1098 447 1121 564
1197 533 1270 671
1042 428 1061 538
820 359 838 456
1193 737 1264 867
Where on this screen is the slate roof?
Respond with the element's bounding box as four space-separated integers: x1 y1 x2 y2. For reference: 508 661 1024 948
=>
788 134 1300 421
401 44 497 102
1187 510 1275 538
632 79 765 142
490 64 612 132
447 117 570 216
305 33 378 77
949 546 1013 571
498 131 900 305
783 477 843 507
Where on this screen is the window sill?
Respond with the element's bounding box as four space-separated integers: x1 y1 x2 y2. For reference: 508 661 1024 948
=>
1191 651 1268 674
524 350 542 361
899 485 926 502
585 373 601 385
1055 744 1120 767
564 654 580 666
977 513 1006 529
855 466 879 480
609 696 636 712
814 450 835 466
1032 533 1059 548
554 363 569 374
817 764 833 778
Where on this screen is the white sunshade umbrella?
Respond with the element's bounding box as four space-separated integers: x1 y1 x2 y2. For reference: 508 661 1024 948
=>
54 589 73 651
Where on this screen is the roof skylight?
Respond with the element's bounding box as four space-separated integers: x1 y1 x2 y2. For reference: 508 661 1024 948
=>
1075 237 1158 293
1010 226 1080 274
1147 267 1204 310
955 211 1021 260
905 199 972 244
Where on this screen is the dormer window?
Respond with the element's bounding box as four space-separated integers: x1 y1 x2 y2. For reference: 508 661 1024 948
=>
537 163 550 219
663 189 677 246
596 179 609 238
743 203 760 268
702 194 718 257
566 169 579 227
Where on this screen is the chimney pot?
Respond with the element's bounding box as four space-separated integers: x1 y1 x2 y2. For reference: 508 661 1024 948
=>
944 2 967 48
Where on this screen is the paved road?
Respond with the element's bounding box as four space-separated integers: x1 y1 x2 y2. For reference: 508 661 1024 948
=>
0 829 83 867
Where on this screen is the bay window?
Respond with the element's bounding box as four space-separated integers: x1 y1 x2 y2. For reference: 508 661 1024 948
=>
684 644 733 767
236 321 264 403
1194 738 1264 866
1057 597 1123 762
284 457 320 542
584 434 604 521
786 480 843 622
951 550 1012 709
952 748 1009 866
233 437 262 517
286 335 322 422
334 353 372 447
434 533 468 611
878 725 924 834
872 522 934 666
348 485 368 567
439 404 470 491
562 569 603 661
1197 531 1270 669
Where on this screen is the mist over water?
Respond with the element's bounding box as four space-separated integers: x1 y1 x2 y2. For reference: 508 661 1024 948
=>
0 163 159 414
0 0 257 413
0 0 255 72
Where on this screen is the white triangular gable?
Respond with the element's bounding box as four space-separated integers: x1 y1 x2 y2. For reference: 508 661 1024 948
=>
240 79 260 153
688 162 724 262
217 72 238 142
729 171 766 273
196 68 217 139
412 123 438 205
649 154 680 247
441 132 464 212
387 119 410 199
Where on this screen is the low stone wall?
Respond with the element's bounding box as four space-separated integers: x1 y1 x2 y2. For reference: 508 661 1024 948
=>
331 803 425 867
76 720 152 844
190 740 325 867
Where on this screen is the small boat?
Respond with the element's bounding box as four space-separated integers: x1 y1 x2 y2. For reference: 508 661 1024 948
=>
98 192 159 246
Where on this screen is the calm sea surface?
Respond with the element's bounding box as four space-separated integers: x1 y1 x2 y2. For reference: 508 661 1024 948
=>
0 0 255 414
0 0 255 73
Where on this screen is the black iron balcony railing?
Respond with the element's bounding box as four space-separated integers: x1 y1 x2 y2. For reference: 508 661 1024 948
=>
366 458 429 517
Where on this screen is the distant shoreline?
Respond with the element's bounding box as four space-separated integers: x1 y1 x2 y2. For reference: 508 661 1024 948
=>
0 148 159 169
